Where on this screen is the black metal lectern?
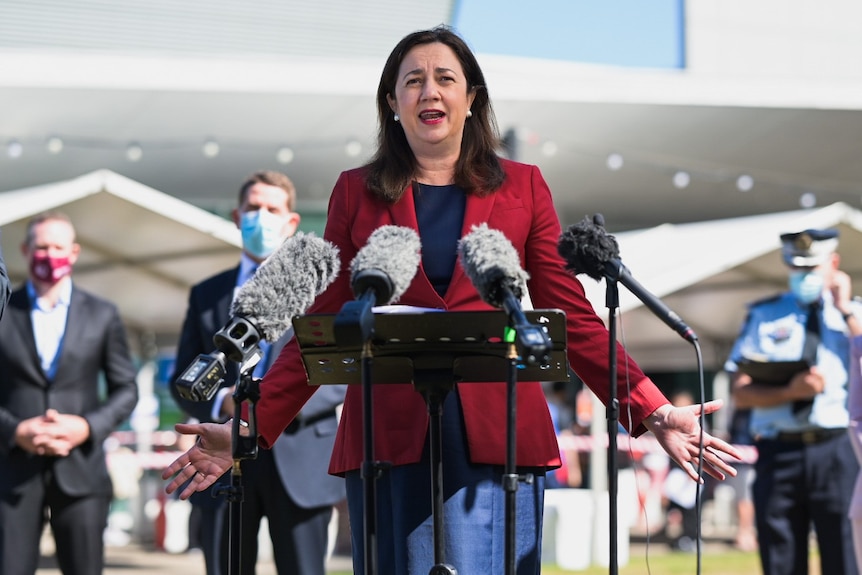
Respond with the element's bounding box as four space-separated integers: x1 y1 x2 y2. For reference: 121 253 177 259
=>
293 308 567 575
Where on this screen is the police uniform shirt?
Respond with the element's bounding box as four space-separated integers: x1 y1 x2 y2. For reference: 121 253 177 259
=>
725 290 862 438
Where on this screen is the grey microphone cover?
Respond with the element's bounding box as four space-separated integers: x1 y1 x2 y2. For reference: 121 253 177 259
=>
458 223 529 308
231 231 340 341
349 225 421 304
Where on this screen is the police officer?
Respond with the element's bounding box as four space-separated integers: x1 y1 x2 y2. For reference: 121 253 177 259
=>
726 228 862 575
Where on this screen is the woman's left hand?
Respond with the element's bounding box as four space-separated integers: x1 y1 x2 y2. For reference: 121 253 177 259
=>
644 399 741 482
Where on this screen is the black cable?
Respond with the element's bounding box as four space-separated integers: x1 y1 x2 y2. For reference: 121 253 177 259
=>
618 317 708 575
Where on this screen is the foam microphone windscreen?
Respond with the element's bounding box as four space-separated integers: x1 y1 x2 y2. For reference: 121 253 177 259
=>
231 231 340 341
458 223 529 308
349 225 421 304
557 214 619 280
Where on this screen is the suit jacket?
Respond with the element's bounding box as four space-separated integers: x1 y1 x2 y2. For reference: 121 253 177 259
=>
257 159 669 475
0 285 139 497
170 266 346 508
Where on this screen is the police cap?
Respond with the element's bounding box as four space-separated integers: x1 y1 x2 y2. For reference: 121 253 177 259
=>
779 228 839 267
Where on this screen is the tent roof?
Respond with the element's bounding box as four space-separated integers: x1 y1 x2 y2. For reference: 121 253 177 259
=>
0 169 241 345
578 202 862 371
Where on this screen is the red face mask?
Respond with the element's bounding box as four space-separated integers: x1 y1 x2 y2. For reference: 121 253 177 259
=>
30 254 72 284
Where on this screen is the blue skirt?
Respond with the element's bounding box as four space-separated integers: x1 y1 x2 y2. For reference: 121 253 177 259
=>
346 390 546 575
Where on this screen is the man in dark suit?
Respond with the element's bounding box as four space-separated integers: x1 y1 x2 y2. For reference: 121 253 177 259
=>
170 171 346 575
0 211 139 575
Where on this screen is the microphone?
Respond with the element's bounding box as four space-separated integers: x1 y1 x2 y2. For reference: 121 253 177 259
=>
334 225 422 345
458 223 552 365
557 214 698 343
175 232 341 401
349 225 422 304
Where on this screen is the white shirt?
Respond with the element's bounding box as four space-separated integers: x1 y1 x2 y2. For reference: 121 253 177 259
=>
28 279 72 380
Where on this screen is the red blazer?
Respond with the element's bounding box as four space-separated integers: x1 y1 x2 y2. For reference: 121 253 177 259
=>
257 159 668 475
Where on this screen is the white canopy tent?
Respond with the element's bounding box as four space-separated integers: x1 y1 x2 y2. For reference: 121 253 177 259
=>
577 202 862 372
0 169 242 351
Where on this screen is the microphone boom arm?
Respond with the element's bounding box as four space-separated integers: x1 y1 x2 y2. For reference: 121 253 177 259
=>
602 260 697 343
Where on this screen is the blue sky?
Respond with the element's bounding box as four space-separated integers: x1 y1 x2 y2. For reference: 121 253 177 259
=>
452 0 685 68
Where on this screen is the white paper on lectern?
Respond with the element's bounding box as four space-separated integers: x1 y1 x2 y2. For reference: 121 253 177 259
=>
371 305 444 314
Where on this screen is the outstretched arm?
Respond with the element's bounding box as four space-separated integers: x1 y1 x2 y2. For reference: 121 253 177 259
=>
644 399 741 482
162 421 234 500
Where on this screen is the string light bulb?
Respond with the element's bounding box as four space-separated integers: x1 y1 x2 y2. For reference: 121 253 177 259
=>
6 139 23 159
800 192 817 208
736 174 754 192
672 171 690 189
276 146 294 164
606 152 624 171
125 142 143 162
46 137 64 154
345 140 362 158
202 139 220 158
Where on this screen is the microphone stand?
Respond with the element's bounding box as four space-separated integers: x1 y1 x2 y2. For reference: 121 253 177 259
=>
334 292 391 575
414 372 457 575
604 277 621 575
360 337 391 575
500 315 547 575
216 368 260 575
502 330 534 575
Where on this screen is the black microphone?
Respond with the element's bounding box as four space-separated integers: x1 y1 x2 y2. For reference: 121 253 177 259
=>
334 225 422 345
557 214 698 343
175 232 341 401
458 223 552 365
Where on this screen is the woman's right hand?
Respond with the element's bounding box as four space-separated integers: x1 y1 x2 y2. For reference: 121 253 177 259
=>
162 421 233 500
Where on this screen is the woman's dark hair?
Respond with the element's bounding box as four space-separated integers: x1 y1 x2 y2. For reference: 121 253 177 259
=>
364 25 505 202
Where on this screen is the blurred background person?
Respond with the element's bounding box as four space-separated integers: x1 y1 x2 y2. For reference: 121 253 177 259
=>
169 171 346 575
725 406 758 552
660 390 703 553
727 228 862 575
544 379 582 489
0 211 139 575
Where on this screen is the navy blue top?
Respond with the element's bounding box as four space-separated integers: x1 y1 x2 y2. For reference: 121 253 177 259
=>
413 182 466 297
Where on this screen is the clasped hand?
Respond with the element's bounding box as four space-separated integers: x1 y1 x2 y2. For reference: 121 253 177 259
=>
787 366 826 400
15 409 90 456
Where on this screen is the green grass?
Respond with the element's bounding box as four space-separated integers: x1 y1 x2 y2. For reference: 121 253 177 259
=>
541 549 763 575
328 547 822 575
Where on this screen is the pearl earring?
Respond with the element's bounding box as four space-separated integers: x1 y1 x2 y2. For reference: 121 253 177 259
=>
393 113 400 122
467 110 473 118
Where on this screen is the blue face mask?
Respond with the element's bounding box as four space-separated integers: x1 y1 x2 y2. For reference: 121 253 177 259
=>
240 209 285 259
789 270 824 305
